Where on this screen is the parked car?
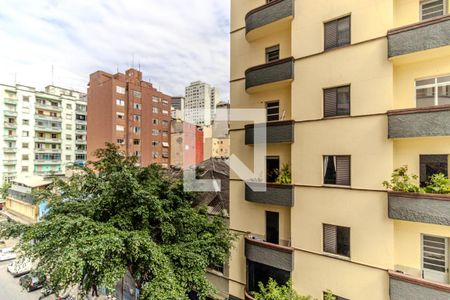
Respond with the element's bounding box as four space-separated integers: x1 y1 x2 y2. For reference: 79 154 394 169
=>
0 247 16 261
19 271 46 292
7 257 32 277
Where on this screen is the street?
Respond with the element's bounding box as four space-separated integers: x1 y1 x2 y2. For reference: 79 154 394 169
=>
0 260 42 300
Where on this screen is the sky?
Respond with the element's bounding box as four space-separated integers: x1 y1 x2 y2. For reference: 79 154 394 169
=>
0 0 230 100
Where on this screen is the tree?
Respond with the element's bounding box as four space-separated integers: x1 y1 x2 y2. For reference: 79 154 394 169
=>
0 181 11 201
252 278 335 300
0 144 233 299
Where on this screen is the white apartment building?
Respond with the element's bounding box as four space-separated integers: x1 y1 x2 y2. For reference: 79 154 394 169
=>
0 84 87 183
184 81 221 126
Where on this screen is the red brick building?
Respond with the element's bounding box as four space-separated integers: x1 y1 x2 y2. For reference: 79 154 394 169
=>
87 68 171 167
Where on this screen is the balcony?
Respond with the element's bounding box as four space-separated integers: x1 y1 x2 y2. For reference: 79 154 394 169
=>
75 140 87 145
4 122 16 129
3 148 17 153
34 160 61 165
35 126 62 133
245 0 294 42
35 148 62 153
4 98 18 105
389 270 450 300
388 191 450 226
245 120 294 144
35 114 61 121
388 15 450 59
245 182 294 207
245 57 294 93
3 160 16 165
4 110 17 117
245 235 294 273
35 103 62 112
388 105 450 138
3 135 16 141
34 137 62 144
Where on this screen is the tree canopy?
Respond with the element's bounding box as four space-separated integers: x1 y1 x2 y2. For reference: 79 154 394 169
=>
0 144 233 299
252 279 336 300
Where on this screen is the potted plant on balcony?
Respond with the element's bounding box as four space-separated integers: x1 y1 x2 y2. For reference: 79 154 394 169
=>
275 164 292 185
382 166 421 193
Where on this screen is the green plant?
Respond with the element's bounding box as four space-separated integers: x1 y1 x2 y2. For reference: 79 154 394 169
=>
383 166 421 193
423 173 450 194
275 164 292 184
251 278 335 300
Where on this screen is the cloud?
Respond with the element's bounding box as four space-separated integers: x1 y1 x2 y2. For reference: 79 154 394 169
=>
0 0 230 100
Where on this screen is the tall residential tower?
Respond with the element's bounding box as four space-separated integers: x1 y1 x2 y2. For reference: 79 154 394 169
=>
87 68 171 167
229 0 450 299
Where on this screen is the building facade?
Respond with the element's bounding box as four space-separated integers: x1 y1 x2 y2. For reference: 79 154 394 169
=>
171 96 185 120
229 1 450 300
0 84 87 182
87 68 171 167
170 119 204 168
185 81 221 126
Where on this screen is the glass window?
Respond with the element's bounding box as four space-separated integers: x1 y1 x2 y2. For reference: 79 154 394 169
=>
266 101 280 122
420 155 448 187
416 75 450 107
325 16 351 50
323 224 350 257
324 156 351 186
421 0 446 21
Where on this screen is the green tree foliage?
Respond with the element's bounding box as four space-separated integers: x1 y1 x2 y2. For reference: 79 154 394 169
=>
422 173 450 194
0 144 233 299
251 278 335 300
382 166 421 193
0 181 11 202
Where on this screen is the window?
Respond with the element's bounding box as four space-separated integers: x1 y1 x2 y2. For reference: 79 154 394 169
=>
152 151 159 158
66 113 72 120
22 119 29 125
23 96 30 102
325 16 351 50
422 235 448 282
66 124 72 130
116 86 126 95
421 0 446 21
247 260 290 294
133 115 141 121
133 139 140 145
116 125 124 132
116 99 125 106
152 107 159 113
266 101 280 122
162 110 169 115
152 96 159 103
152 119 159 125
117 139 124 145
22 131 29 137
22 166 29 172
22 154 29 160
266 156 280 183
323 224 350 257
133 91 142 98
66 104 72 109
266 211 279 244
133 127 141 134
66 155 71 161
152 129 160 136
162 131 169 137
134 103 142 110
117 112 125 119
324 86 350 117
162 120 169 127
66 134 72 140
324 156 351 186
416 75 450 108
265 45 280 63
420 155 448 187
22 143 29 148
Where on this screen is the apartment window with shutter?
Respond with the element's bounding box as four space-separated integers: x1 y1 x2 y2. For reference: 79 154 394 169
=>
266 101 280 122
421 0 446 21
324 155 351 186
324 16 351 50
323 224 350 257
420 155 448 187
324 86 350 117
265 45 280 63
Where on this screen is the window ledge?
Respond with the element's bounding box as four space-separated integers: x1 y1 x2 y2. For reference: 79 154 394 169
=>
322 184 352 189
323 252 351 261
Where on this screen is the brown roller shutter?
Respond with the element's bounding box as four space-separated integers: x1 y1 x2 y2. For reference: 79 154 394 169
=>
324 88 337 117
336 156 351 186
323 224 337 254
324 20 338 50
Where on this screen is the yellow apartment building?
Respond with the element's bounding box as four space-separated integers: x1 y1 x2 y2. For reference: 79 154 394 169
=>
229 0 450 299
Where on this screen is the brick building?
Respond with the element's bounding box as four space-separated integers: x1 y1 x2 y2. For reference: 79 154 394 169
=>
87 68 171 167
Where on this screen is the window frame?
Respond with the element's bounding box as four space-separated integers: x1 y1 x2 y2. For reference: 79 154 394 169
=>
324 15 351 51
420 0 447 21
323 155 351 186
266 101 280 122
265 45 280 63
323 224 351 258
323 85 351 118
415 74 450 108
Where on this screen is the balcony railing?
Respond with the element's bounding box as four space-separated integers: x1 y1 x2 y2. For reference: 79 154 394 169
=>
3 160 17 165
388 105 450 138
3 135 16 141
34 160 61 165
34 137 62 143
3 148 17 153
245 0 294 41
388 191 450 226
245 235 294 272
245 120 295 144
4 122 17 129
4 110 17 116
4 98 18 105
35 126 62 133
35 148 62 153
388 15 450 58
35 103 62 111
389 270 450 300
35 114 62 121
245 182 294 207
245 57 294 93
